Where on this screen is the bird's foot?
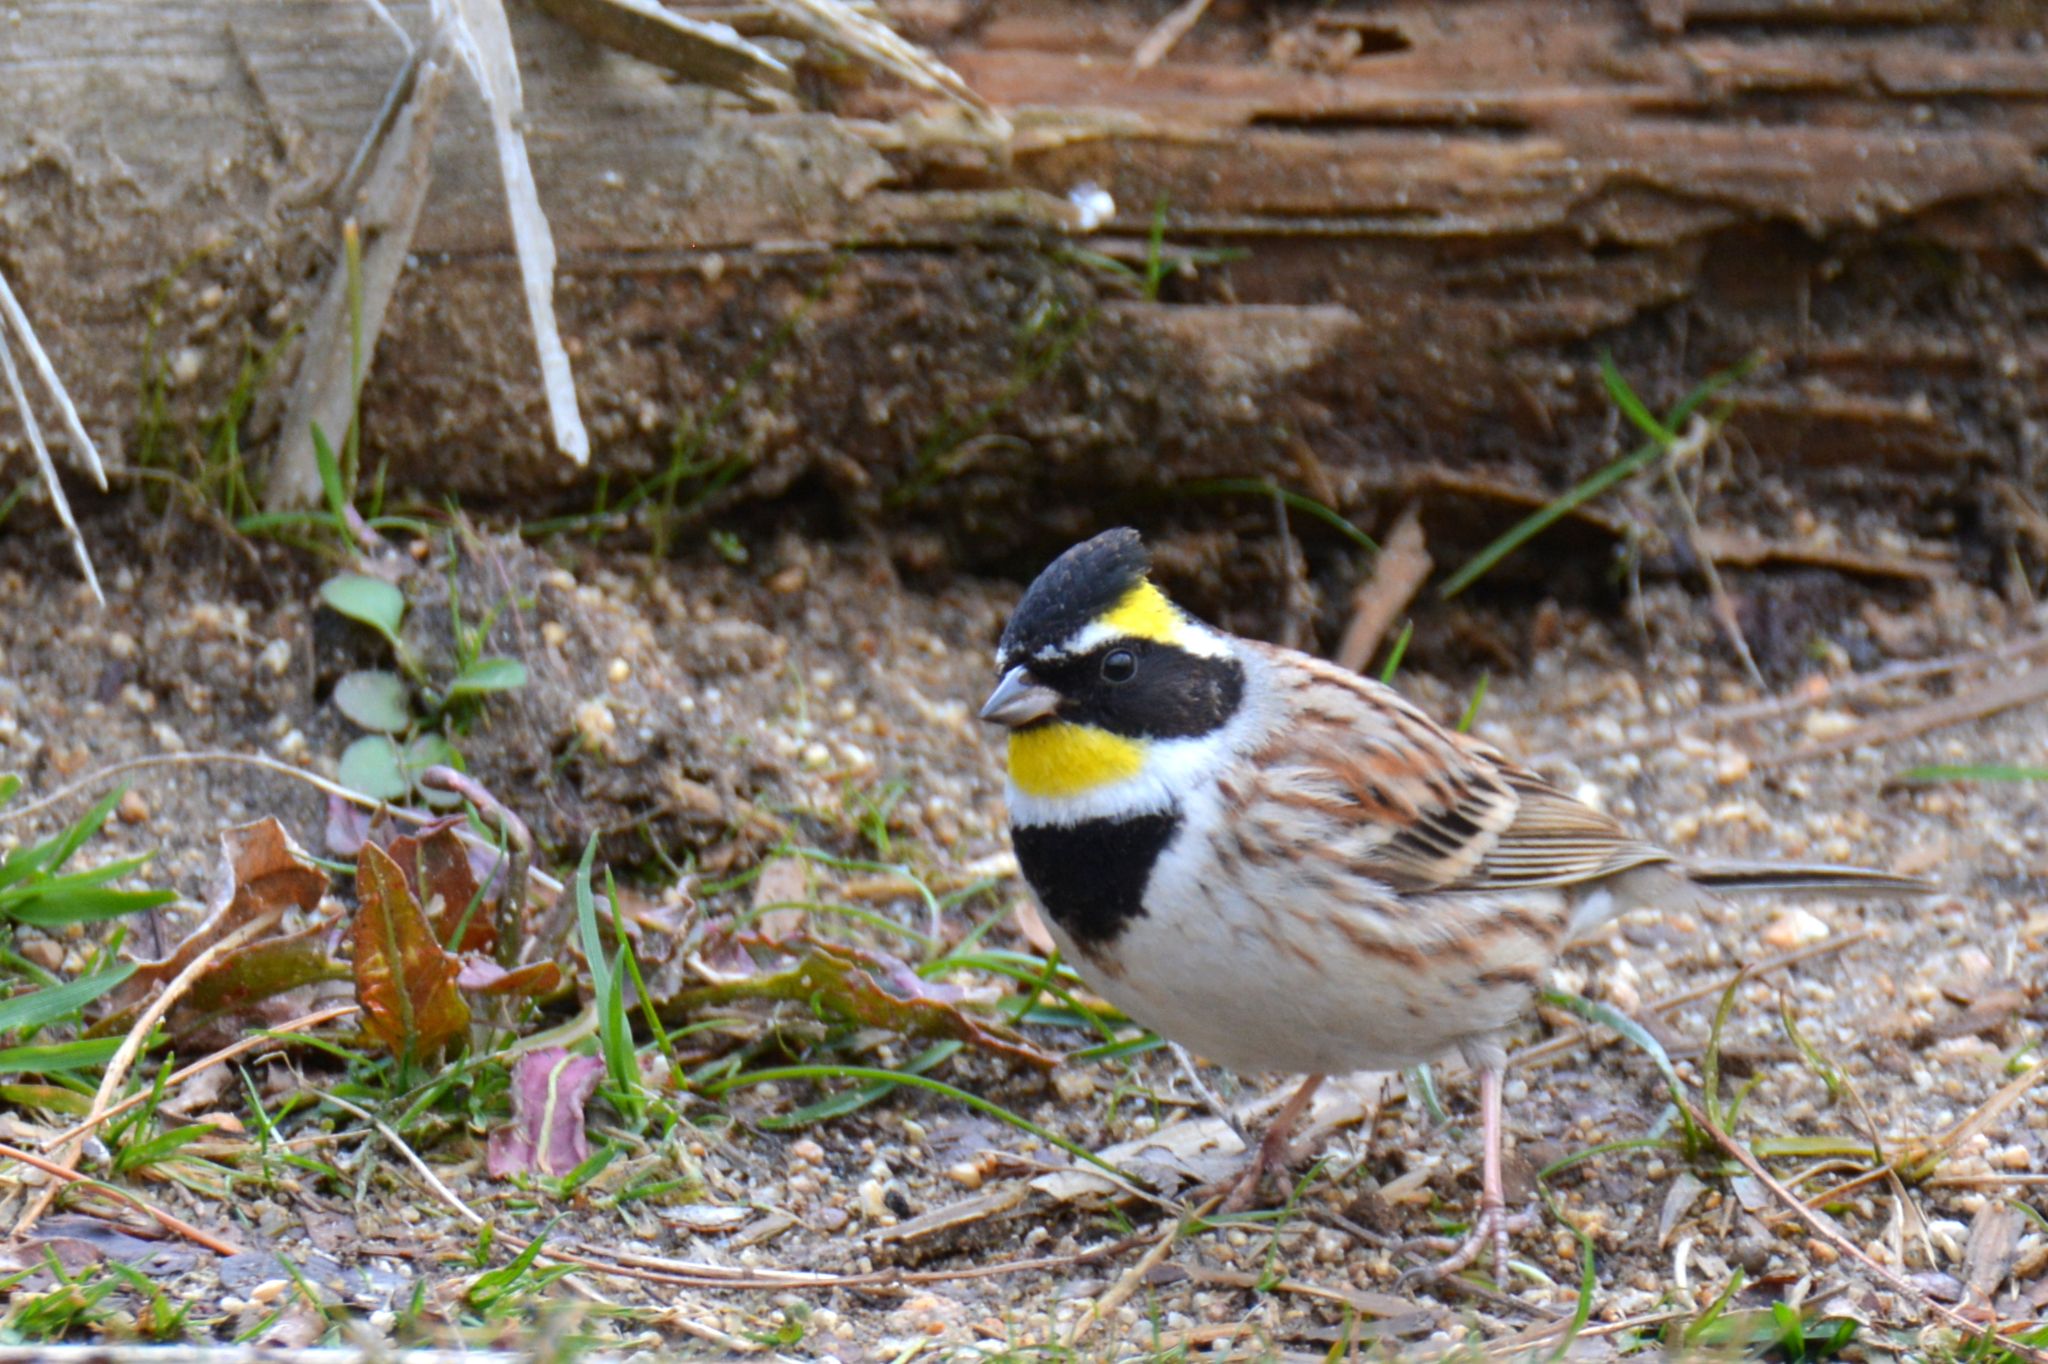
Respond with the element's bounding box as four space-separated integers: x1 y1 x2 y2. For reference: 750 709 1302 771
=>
1214 1119 1298 1213
1395 1202 1537 1285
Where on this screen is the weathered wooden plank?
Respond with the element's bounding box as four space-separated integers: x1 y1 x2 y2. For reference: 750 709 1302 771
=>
0 0 2042 590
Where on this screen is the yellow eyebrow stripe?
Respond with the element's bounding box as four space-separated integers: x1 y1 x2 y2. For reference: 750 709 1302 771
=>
1008 723 1145 798
1099 581 1187 646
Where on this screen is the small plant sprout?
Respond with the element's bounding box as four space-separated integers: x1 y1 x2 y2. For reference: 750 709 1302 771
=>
320 563 527 804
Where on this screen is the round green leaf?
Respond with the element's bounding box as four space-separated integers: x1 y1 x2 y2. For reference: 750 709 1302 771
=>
332 671 413 733
446 656 528 700
318 574 406 643
338 736 408 802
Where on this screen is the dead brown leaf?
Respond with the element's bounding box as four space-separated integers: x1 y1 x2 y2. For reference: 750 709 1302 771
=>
353 842 469 1057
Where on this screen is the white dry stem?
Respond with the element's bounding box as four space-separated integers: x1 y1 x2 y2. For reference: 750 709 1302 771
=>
444 0 591 463
0 318 102 604
766 0 1012 143
12 909 283 1237
356 0 417 53
0 265 107 488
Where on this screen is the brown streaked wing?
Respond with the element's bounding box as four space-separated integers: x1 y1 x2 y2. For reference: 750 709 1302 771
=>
1251 648 1521 892
1454 748 1674 889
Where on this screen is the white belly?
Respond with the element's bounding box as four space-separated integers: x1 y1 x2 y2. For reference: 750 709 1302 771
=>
1040 789 1559 1076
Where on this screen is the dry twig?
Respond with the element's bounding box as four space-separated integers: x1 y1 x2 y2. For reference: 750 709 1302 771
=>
0 273 101 603
1065 1202 1210 1347
1763 665 2048 769
13 911 284 1238
1680 1095 2048 1362
1660 418 1764 688
1131 0 1215 69
38 1004 359 1156
1540 629 2048 766
1335 504 1430 674
266 29 457 508
0 1143 243 1257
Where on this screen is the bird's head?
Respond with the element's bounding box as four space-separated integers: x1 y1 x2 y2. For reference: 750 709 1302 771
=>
980 529 1245 803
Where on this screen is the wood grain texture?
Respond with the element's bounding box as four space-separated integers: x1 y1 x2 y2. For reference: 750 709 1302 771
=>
1 0 2043 590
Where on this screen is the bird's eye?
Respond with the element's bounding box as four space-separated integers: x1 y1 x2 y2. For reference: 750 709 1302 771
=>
1100 649 1138 683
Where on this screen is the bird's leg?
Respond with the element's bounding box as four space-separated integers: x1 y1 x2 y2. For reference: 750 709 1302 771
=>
1400 1065 1534 1282
1219 1073 1325 1213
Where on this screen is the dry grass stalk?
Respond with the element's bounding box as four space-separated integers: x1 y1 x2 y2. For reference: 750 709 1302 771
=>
0 1142 243 1257
1131 0 1216 70
1680 1094 2048 1362
12 910 283 1237
0 317 100 604
1335 504 1431 674
1764 664 2048 769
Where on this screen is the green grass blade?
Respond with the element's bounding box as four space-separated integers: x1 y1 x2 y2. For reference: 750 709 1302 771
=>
0 1036 126 1074
1376 620 1413 684
1894 764 2048 784
0 964 137 1035
1442 354 1761 598
1177 479 1379 554
759 1041 963 1129
4 885 177 927
1540 987 1700 1149
1439 443 1664 599
1598 355 1675 446
1456 672 1490 733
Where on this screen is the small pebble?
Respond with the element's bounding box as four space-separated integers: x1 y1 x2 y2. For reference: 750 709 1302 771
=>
1761 908 1830 949
574 700 616 744
117 789 149 824
1803 710 1858 741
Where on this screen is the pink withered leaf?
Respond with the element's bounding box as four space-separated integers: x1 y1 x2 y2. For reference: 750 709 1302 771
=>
487 1048 606 1179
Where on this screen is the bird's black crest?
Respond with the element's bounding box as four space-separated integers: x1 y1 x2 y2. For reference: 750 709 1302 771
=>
997 528 1150 667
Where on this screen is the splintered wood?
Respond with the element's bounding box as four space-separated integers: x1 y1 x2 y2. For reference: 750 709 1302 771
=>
1 0 2042 578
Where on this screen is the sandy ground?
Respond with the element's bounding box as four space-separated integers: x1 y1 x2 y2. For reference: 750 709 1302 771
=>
0 511 2043 1358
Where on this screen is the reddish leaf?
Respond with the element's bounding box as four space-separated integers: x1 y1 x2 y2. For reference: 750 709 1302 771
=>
108 820 331 1021
456 957 563 998
487 1048 605 1178
323 796 375 859
387 823 495 954
352 842 469 1056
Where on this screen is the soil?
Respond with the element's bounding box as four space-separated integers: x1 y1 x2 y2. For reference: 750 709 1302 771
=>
0 503 2044 1358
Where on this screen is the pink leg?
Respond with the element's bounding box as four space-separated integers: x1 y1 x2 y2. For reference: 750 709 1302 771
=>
1219 1073 1325 1212
1401 1065 1532 1281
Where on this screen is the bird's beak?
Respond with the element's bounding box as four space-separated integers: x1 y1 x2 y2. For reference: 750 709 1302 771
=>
979 666 1060 727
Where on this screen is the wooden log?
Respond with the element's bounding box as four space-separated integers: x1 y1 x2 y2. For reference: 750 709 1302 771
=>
1 0 2042 588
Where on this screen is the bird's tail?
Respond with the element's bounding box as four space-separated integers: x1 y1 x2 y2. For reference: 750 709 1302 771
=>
1684 861 1933 897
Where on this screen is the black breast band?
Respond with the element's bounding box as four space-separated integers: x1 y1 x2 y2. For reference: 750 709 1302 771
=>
1011 810 1181 948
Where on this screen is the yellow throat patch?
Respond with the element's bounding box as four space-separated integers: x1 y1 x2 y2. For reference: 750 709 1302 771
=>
1099 581 1188 646
1008 723 1144 799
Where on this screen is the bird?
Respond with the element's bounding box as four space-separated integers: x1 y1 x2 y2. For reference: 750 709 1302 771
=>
977 527 1931 1276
